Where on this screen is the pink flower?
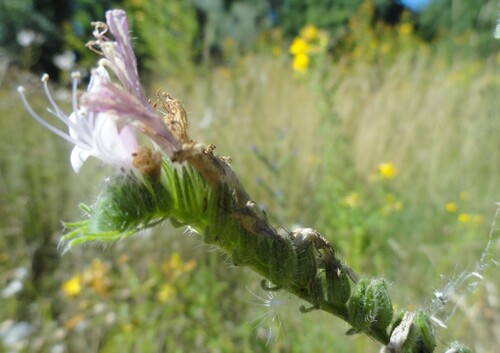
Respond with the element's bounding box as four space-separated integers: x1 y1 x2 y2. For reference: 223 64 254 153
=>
18 9 181 172
18 71 138 172
83 9 180 156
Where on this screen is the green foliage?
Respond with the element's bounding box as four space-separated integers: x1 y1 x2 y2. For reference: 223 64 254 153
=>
192 0 270 65
62 162 209 249
0 0 59 70
122 0 198 78
417 0 498 56
278 0 364 36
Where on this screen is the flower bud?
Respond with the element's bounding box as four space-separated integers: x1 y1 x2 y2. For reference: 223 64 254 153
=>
325 259 351 309
348 279 371 331
403 311 436 353
89 173 172 234
348 278 393 333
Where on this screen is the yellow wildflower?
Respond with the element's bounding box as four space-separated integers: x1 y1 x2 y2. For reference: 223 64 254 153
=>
162 252 196 281
445 202 457 213
458 213 470 224
271 45 282 57
62 275 81 297
300 25 318 41
88 259 109 296
64 314 85 330
292 53 309 73
289 37 309 55
184 259 197 273
393 201 403 211
157 283 177 303
341 192 360 208
398 23 413 35
118 254 130 265
473 214 483 224
378 162 398 180
122 323 134 333
459 192 470 201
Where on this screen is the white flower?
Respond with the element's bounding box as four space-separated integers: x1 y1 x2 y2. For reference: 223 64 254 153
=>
18 71 138 172
494 19 500 40
18 9 182 172
16 30 35 47
53 50 76 71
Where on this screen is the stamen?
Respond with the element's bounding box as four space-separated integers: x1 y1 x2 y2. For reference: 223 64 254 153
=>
17 85 80 146
41 77 85 138
71 71 80 114
42 74 69 122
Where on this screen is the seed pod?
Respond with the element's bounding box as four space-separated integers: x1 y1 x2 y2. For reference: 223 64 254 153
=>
403 311 436 353
325 258 351 309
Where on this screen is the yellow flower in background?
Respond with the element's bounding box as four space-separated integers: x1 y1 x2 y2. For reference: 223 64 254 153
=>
184 259 197 273
161 252 197 281
62 275 82 297
398 23 413 35
446 202 457 213
458 213 470 224
271 45 282 57
118 254 130 265
292 53 310 73
473 214 483 224
378 162 398 180
300 25 318 41
157 283 177 303
342 192 360 209
459 192 470 201
63 314 85 330
392 200 403 211
289 37 309 55
381 194 403 213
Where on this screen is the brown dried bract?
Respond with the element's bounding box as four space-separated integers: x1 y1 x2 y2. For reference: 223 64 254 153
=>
132 146 162 179
154 90 191 144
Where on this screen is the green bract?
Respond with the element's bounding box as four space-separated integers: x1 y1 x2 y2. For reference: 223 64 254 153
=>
61 161 210 249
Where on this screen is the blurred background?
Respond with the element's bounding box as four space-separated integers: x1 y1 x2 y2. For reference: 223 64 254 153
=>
0 0 499 352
